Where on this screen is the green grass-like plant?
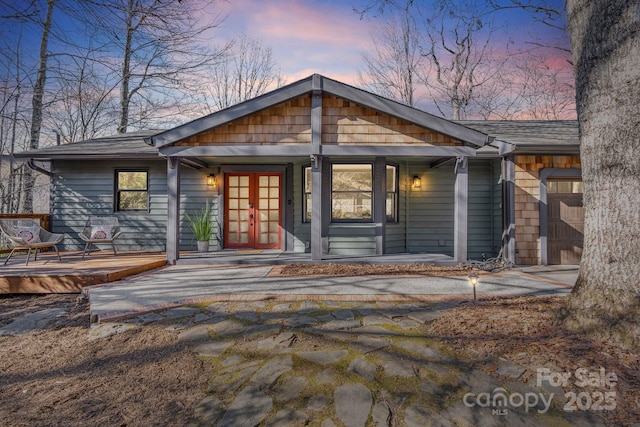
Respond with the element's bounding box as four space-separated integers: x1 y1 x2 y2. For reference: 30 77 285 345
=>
185 200 213 242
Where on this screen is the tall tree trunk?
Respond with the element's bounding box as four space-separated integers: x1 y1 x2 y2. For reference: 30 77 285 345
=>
23 0 55 213
564 0 640 349
117 0 134 134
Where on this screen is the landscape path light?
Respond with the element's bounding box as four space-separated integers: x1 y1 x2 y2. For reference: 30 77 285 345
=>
468 272 479 303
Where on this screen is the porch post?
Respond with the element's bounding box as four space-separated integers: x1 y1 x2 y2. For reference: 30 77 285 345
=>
502 155 516 264
310 155 325 260
454 156 468 263
167 157 181 265
310 75 325 261
374 157 386 255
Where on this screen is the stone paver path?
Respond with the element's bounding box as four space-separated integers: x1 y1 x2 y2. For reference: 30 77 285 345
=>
91 299 604 427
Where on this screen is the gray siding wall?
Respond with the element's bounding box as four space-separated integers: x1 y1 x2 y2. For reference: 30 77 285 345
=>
328 224 376 255
467 159 500 260
492 159 503 257
406 163 455 255
51 160 220 252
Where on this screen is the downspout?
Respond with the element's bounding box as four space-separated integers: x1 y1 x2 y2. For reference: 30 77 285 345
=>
27 159 54 177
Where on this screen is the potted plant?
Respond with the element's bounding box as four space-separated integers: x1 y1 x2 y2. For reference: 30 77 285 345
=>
185 200 213 252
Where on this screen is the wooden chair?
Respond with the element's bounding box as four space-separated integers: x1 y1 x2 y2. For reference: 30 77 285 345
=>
78 216 122 258
0 219 64 266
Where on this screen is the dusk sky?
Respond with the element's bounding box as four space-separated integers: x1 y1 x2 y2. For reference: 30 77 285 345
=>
209 0 571 85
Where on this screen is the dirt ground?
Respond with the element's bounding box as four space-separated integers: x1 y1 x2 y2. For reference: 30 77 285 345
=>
0 294 214 427
275 263 473 277
0 292 638 426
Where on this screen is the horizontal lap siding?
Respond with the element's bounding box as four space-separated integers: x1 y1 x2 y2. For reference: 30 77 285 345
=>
328 224 376 255
407 165 454 256
52 160 219 252
468 160 499 260
492 159 504 257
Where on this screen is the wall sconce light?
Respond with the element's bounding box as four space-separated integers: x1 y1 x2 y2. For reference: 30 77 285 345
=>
468 272 479 303
412 175 422 189
207 174 216 187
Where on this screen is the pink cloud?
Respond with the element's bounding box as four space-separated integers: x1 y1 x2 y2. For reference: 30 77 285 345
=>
204 0 375 82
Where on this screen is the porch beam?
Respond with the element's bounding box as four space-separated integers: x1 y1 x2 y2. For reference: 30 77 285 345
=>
454 156 468 263
320 145 476 157
430 157 456 169
167 157 181 265
160 145 312 157
159 144 478 158
180 157 209 169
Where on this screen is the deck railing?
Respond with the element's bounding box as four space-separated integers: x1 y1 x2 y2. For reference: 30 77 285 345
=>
0 213 51 254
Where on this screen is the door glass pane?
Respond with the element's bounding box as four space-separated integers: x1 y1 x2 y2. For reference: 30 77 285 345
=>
239 176 249 186
269 211 279 221
239 233 249 243
229 187 239 198
269 234 278 243
239 187 249 198
572 181 583 193
229 176 238 186
259 188 268 198
259 176 268 186
269 188 279 198
259 234 268 244
270 176 278 186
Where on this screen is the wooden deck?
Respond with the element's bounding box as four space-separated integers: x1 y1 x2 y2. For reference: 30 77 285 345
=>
0 251 167 294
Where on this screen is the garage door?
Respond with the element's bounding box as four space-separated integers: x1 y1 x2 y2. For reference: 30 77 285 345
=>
547 179 584 264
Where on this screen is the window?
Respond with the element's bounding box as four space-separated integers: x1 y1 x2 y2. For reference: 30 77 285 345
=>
331 164 372 221
115 170 148 211
386 165 398 222
303 166 312 222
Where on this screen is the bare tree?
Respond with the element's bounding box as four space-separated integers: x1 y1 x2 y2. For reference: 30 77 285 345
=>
563 0 640 349
77 0 226 133
421 0 503 120
21 0 55 213
358 9 423 107
471 51 576 120
202 34 285 113
46 42 118 143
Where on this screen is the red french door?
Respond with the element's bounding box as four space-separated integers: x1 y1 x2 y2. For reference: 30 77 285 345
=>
224 173 282 249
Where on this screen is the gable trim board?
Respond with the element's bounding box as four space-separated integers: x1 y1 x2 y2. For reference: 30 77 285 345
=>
14 74 580 266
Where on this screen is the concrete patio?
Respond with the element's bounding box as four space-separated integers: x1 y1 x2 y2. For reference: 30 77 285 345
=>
86 263 576 322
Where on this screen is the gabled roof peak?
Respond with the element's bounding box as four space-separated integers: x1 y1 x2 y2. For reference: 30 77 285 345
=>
150 74 490 148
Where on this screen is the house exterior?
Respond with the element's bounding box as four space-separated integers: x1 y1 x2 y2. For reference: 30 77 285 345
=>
15 74 582 266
